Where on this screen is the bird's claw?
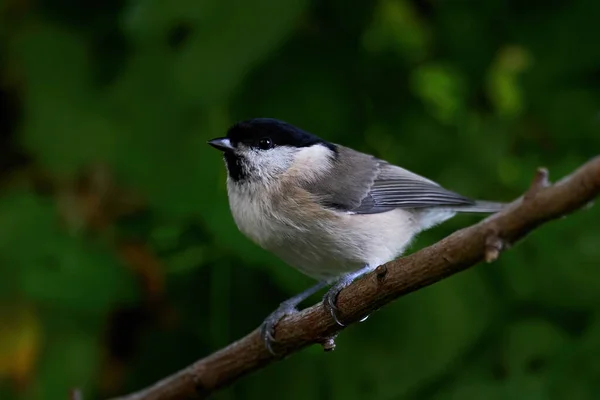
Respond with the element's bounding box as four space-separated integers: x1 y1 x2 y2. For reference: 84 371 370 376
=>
260 304 297 356
323 285 346 326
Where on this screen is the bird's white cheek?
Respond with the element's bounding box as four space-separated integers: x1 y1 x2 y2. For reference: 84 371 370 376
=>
285 145 333 182
239 147 297 181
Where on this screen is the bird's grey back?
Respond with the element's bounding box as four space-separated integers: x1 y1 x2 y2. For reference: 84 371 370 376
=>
303 145 380 211
300 145 483 214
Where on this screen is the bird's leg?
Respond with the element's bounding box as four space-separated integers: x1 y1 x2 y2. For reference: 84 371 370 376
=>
323 265 373 326
261 280 329 355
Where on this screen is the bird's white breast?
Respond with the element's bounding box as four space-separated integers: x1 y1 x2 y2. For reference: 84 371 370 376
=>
226 178 421 281
226 179 302 248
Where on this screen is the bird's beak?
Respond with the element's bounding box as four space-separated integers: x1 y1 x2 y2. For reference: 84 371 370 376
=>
207 137 234 152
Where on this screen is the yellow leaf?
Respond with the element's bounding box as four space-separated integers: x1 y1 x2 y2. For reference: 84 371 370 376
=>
0 303 41 388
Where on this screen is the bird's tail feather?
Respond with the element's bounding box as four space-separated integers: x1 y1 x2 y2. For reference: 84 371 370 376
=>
451 200 506 213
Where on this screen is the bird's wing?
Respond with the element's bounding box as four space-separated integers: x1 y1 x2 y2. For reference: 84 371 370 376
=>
350 162 476 213
302 145 477 214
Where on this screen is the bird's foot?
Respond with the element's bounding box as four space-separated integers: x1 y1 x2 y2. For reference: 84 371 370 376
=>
260 301 299 356
260 280 329 355
322 265 373 326
323 282 347 326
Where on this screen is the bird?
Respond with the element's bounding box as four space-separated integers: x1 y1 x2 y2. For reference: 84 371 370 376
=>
208 118 504 354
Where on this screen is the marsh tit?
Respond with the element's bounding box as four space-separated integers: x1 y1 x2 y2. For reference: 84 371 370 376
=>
208 118 504 354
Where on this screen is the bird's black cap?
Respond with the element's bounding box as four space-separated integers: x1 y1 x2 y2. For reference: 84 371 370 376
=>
226 118 335 151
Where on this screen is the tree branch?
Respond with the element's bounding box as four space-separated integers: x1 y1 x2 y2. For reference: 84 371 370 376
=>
109 157 600 400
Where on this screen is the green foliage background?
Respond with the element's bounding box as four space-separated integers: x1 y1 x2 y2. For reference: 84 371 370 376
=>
1 0 599 399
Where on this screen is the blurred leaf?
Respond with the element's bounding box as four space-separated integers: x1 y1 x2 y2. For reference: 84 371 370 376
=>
499 205 600 309
12 22 117 175
124 0 310 106
20 236 140 313
434 377 548 400
0 304 41 387
0 190 139 314
24 316 101 400
514 0 600 84
579 313 600 377
432 318 580 400
216 350 324 400
410 63 467 125
165 245 208 275
123 0 219 42
535 87 600 152
486 45 532 119
117 242 165 299
362 0 430 62
540 312 600 400
501 319 567 377
232 43 362 142
435 1 510 76
109 56 228 221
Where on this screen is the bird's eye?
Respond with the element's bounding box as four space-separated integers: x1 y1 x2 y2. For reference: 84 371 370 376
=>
258 137 274 150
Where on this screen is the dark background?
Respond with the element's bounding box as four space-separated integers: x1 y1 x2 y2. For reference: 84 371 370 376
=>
1 0 599 399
